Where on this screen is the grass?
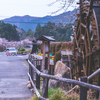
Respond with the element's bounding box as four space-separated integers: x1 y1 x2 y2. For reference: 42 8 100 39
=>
31 95 38 100
30 87 99 100
49 88 65 100
30 88 79 100
30 87 98 100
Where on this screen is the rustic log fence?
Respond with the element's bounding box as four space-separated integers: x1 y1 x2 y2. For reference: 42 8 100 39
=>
28 54 100 100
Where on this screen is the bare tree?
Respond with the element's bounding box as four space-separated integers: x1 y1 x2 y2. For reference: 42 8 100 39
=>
48 0 79 26
48 0 78 14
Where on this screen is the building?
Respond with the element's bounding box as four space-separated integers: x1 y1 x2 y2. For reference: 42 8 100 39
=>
61 50 73 68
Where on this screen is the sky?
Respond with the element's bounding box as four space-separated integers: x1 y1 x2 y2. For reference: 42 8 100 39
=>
0 0 78 20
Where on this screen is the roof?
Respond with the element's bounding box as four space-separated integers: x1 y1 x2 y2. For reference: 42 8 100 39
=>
37 35 55 41
50 41 73 44
61 50 73 56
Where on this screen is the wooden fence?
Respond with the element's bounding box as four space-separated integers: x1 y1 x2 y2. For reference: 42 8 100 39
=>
28 54 100 100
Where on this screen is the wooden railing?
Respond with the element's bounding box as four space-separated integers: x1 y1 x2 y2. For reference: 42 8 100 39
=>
28 54 100 100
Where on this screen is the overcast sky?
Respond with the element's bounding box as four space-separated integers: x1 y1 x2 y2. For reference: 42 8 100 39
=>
0 0 78 20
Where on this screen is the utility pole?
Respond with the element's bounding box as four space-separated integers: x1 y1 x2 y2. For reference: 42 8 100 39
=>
19 33 21 48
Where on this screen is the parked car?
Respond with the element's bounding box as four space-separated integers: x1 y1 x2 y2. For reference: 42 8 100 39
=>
6 47 17 56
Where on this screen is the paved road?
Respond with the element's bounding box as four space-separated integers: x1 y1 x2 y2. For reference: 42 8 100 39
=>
0 52 33 100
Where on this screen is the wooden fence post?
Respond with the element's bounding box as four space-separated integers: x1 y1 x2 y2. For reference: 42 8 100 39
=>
42 57 49 98
99 91 100 100
40 60 42 71
36 65 40 89
80 77 87 100
32 59 35 81
31 59 34 81
50 65 54 75
45 57 48 69
42 69 48 98
28 56 33 89
29 59 32 79
30 59 33 88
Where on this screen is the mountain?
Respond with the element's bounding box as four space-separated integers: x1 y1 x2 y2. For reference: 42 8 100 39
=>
2 9 76 32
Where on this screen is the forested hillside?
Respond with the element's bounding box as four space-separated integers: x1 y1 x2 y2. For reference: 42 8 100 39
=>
0 22 19 41
1 9 76 42
0 21 74 42
0 21 73 42
22 21 74 42
2 9 76 31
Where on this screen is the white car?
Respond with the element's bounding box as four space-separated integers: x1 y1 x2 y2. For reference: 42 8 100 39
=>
6 48 17 56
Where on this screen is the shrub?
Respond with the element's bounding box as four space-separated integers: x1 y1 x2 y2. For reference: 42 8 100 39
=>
20 46 25 51
17 51 23 54
17 47 20 51
23 51 27 53
17 46 26 54
17 50 31 54
17 46 25 51
26 50 31 53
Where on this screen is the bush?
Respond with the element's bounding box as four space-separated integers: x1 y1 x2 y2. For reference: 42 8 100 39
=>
26 50 31 53
17 50 31 54
17 47 20 51
17 51 23 54
17 46 26 54
20 46 25 51
17 46 25 51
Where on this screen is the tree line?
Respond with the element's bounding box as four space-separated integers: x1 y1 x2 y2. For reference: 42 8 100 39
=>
0 21 20 41
22 21 74 42
0 21 74 42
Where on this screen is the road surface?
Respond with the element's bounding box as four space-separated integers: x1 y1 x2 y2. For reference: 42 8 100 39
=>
0 52 33 100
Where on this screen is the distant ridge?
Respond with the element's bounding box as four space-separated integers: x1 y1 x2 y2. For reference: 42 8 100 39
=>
2 9 76 31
